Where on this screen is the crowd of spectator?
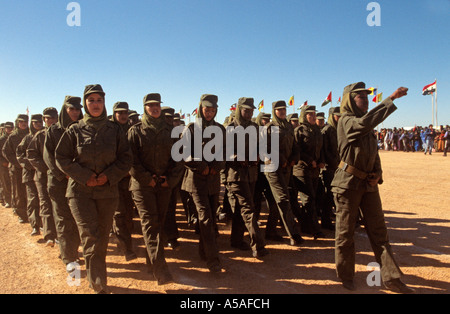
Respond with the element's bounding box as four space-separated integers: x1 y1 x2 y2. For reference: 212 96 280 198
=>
375 124 449 156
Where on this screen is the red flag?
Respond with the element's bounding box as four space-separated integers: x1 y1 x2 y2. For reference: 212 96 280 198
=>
321 92 332 107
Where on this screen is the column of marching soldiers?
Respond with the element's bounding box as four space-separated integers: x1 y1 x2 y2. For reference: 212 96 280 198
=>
0 93 341 290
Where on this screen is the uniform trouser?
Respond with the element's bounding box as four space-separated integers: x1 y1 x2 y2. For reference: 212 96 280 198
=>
265 167 301 239
10 167 27 220
68 197 117 293
180 188 197 225
321 169 336 226
294 172 321 235
190 191 221 269
35 176 55 241
227 181 265 251
132 188 171 279
164 182 180 241
0 165 11 204
334 189 403 282
48 176 80 265
254 173 281 236
24 181 40 229
113 179 135 251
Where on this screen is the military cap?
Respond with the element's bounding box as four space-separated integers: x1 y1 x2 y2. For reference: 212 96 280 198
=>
200 94 218 108
43 107 58 118
304 105 317 113
161 106 175 116
0 123 4 127
143 93 162 105
272 100 287 109
64 96 82 109
238 97 256 110
31 114 43 122
316 112 325 120
173 113 181 120
128 110 140 118
4 122 14 128
84 84 105 97
17 114 29 122
343 82 371 95
330 107 341 116
261 113 271 120
113 102 129 112
287 113 299 121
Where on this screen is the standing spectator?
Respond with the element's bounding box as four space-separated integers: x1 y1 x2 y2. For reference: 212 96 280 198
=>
424 125 436 155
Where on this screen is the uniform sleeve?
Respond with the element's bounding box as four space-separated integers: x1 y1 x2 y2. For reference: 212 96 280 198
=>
43 127 66 181
55 128 95 186
343 98 397 143
3 136 20 168
101 127 132 186
128 126 155 186
27 132 48 174
16 136 33 171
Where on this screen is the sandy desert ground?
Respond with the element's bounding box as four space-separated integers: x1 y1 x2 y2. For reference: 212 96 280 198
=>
0 150 449 295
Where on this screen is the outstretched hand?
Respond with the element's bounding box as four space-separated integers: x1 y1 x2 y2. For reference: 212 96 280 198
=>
390 87 408 101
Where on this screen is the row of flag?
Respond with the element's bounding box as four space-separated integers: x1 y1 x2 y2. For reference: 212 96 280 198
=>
175 80 438 118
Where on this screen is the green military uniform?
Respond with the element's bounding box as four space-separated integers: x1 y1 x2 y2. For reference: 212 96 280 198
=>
293 105 324 239
110 101 137 261
56 85 132 293
320 107 341 229
0 122 14 207
181 94 225 272
3 115 30 223
27 109 59 242
128 93 184 284
43 96 83 266
264 101 303 245
331 82 405 290
225 98 267 257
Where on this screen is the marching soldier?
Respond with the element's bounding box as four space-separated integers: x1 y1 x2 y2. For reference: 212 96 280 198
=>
225 97 268 258
56 84 132 293
43 96 83 269
332 82 413 293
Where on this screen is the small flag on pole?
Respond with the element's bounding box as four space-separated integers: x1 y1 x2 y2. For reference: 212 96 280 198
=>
192 108 198 116
368 87 377 96
372 93 383 103
298 100 307 110
321 92 332 107
258 100 264 111
337 97 341 104
289 96 294 107
230 103 236 111
422 80 437 95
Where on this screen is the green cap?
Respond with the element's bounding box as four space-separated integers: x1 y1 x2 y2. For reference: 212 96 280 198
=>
17 114 29 122
129 110 139 118
287 113 299 121
200 94 218 108
143 93 162 105
304 105 317 113
272 100 287 109
343 82 371 95
316 112 325 120
31 114 43 122
64 96 82 109
4 122 14 128
84 84 105 97
238 97 256 109
43 107 58 118
330 107 341 116
161 106 175 117
173 113 181 120
113 101 129 112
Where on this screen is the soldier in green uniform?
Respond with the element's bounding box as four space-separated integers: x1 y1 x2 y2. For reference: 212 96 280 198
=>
110 101 137 261
181 94 226 272
320 107 341 230
225 97 268 258
3 115 29 223
0 122 14 208
128 93 184 284
264 100 304 246
56 85 132 293
332 82 413 293
27 109 59 243
43 96 83 269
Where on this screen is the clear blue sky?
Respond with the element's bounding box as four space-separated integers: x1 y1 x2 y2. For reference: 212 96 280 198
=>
0 0 448 128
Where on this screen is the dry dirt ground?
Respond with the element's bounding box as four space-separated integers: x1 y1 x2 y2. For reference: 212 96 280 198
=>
1 150 449 295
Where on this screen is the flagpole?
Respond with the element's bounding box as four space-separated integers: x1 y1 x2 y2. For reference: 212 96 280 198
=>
431 92 434 127
435 79 438 127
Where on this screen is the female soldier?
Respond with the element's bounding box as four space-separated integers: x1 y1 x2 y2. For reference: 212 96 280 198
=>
43 96 83 270
3 114 30 223
128 93 184 284
331 82 413 293
56 85 132 293
293 105 325 240
181 94 225 272
264 100 303 246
